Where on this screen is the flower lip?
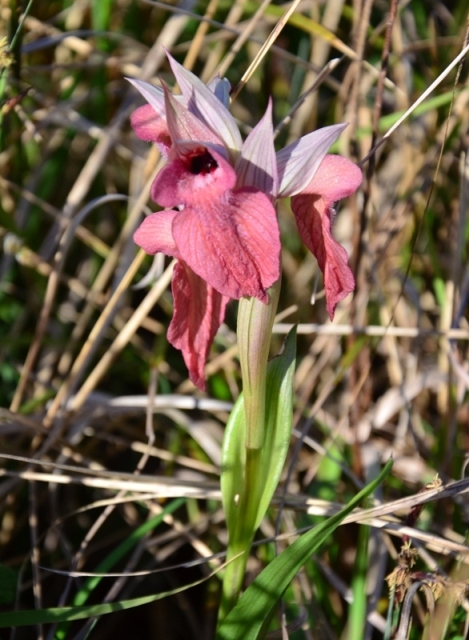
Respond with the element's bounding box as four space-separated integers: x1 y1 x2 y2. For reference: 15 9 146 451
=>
151 144 236 208
148 143 280 302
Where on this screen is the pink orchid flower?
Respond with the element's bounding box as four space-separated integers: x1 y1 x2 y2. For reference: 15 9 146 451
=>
128 53 362 390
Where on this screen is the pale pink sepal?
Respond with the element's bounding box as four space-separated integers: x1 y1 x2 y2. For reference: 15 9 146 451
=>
166 52 242 153
127 78 167 116
133 210 179 257
277 123 348 198
235 99 278 197
168 261 229 390
291 154 362 320
163 84 226 157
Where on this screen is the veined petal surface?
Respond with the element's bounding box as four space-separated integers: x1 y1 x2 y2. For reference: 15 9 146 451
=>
166 52 242 153
172 188 280 302
133 209 179 257
236 99 278 197
168 262 229 391
291 155 362 319
151 148 280 301
127 78 167 116
163 85 226 156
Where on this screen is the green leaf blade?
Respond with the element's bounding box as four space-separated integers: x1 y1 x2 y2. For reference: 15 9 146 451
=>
255 326 296 529
220 327 297 536
220 395 247 534
216 459 393 640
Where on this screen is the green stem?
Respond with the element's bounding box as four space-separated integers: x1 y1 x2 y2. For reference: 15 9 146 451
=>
237 282 281 448
219 278 281 620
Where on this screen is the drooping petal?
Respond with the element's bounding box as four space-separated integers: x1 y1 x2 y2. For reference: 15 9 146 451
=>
291 155 362 320
166 51 243 153
151 148 280 301
236 99 278 197
277 123 348 197
168 261 229 390
133 210 179 257
293 194 355 319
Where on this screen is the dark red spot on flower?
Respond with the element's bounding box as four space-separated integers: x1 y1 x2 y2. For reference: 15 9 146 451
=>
188 150 218 176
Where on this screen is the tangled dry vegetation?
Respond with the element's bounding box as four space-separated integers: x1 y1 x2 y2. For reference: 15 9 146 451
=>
1 1 469 638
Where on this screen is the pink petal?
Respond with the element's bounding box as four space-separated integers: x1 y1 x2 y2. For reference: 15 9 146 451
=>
236 99 278 197
173 190 280 302
301 154 363 202
133 210 179 257
168 261 229 390
291 155 362 320
127 78 172 154
151 148 280 301
130 104 172 154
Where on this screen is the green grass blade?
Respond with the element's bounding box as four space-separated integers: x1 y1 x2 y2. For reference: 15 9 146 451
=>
0 564 17 605
73 498 186 607
346 524 370 640
216 459 393 640
91 0 113 33
0 570 215 628
53 498 185 639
